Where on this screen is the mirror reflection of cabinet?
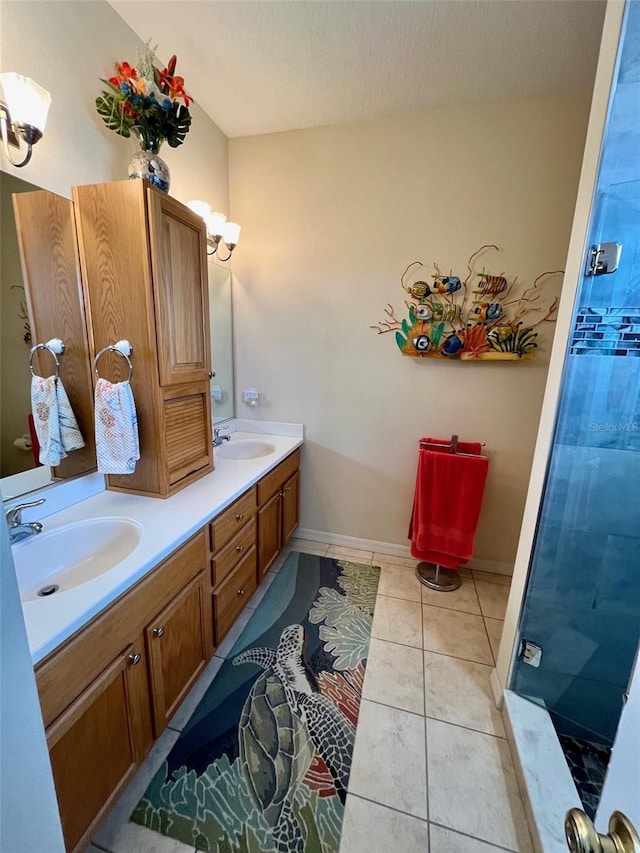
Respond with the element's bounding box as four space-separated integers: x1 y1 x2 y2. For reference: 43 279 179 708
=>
73 180 214 498
12 189 96 479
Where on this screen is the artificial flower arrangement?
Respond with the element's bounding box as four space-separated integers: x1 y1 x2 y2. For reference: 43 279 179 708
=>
96 42 192 150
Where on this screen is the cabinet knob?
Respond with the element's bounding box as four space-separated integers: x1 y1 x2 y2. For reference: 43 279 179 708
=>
236 545 245 553
128 652 141 666
153 626 165 638
237 588 245 597
209 371 216 379
236 513 244 521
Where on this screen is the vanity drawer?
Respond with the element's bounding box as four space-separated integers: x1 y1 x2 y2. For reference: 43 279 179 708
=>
257 449 300 506
210 487 257 552
212 517 256 587
213 548 257 645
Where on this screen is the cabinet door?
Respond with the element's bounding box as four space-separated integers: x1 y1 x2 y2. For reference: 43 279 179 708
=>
281 470 300 545
147 189 211 386
46 641 152 853
146 572 212 735
258 489 282 580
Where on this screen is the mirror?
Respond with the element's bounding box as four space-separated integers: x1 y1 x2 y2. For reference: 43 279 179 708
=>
1 174 37 481
208 261 235 424
1 180 236 501
1 174 96 499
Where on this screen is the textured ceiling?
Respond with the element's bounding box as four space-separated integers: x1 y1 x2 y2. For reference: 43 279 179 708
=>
109 0 606 139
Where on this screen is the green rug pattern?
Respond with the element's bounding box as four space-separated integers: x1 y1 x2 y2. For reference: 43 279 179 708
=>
131 550 381 852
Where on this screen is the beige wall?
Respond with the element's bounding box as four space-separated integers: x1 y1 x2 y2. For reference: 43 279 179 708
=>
1 0 228 209
230 95 591 565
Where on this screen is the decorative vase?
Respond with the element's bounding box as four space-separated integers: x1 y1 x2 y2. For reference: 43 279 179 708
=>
128 140 170 193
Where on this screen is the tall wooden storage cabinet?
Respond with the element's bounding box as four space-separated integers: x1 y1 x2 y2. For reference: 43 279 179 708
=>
73 180 213 497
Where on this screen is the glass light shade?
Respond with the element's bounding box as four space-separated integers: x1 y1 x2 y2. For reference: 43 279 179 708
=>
207 211 227 239
186 199 212 220
223 221 241 246
0 73 51 131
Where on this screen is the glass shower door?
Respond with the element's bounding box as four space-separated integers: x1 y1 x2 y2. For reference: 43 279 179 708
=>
511 0 640 816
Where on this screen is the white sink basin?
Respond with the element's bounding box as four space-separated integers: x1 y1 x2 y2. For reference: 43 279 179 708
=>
217 439 275 460
13 518 142 602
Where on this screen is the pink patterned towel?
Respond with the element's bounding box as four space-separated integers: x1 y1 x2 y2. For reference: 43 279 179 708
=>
94 378 140 474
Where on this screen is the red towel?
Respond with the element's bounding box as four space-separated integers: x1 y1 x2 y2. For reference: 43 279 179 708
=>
409 446 489 568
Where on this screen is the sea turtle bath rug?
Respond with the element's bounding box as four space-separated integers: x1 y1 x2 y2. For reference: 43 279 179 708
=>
131 550 381 853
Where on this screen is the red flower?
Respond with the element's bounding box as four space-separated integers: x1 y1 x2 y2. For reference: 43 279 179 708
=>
158 56 192 106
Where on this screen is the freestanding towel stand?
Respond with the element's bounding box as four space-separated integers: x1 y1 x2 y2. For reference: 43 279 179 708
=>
414 434 484 592
416 562 461 592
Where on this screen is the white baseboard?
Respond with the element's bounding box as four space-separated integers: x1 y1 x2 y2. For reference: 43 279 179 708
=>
294 528 513 576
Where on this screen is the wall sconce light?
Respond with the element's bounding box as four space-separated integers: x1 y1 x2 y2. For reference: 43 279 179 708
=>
0 73 52 168
187 200 241 261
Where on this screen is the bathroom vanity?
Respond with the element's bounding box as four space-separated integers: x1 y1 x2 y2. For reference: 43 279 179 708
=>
19 428 302 853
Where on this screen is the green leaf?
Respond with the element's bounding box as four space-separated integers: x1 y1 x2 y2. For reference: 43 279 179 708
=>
95 95 134 137
431 321 445 348
401 319 410 335
408 305 417 324
395 331 406 350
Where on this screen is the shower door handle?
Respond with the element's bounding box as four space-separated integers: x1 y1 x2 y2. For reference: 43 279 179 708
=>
565 808 640 852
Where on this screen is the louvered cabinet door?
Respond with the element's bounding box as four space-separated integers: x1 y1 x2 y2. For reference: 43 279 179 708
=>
162 382 213 489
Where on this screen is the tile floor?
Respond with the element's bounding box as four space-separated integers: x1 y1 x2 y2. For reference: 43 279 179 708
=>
88 540 532 853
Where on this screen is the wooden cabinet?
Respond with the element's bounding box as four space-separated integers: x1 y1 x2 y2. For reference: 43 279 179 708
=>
146 572 210 735
257 450 301 579
73 180 213 498
210 489 258 645
35 530 211 852
46 640 152 853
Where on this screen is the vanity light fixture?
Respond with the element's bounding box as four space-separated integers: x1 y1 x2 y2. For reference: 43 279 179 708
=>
187 200 241 262
0 73 52 168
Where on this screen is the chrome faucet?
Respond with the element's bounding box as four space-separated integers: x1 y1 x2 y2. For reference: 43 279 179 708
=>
213 426 231 447
5 498 46 544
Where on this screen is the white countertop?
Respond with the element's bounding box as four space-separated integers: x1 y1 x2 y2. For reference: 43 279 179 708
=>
17 425 303 665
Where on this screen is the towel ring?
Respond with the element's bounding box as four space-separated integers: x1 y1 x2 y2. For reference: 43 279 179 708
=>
94 340 133 381
30 338 65 379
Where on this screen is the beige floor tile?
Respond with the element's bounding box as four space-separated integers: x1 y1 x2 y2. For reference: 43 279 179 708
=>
376 562 423 602
475 581 510 620
372 552 417 568
422 604 493 665
427 718 533 852
485 617 504 663
340 795 430 852
363 638 424 714
289 538 329 556
471 569 512 586
421 575 481 615
424 650 505 737
372 595 423 648
349 699 427 819
98 821 195 853
326 544 374 563
429 825 509 851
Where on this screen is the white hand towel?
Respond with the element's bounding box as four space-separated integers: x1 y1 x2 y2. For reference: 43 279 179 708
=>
31 376 85 466
95 378 140 474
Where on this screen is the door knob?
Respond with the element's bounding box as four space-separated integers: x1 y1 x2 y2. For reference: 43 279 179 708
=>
565 808 640 853
153 626 165 638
